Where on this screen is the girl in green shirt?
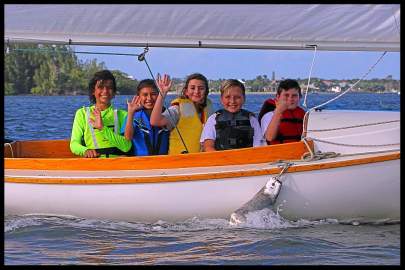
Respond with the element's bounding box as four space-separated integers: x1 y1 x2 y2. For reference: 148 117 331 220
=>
70 70 132 158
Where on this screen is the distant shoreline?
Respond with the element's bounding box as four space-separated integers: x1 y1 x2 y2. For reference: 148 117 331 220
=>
4 91 399 97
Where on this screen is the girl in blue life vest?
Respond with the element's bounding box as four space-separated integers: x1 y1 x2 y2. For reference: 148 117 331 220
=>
150 73 214 155
122 79 169 156
70 70 132 158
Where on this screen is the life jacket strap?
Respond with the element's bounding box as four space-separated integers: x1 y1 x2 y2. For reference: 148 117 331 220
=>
85 106 99 149
95 147 132 158
113 109 118 134
280 118 303 123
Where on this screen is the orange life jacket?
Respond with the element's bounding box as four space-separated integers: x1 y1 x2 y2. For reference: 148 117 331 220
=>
258 98 305 145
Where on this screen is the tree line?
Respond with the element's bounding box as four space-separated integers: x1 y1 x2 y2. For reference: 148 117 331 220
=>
4 44 400 96
4 43 138 96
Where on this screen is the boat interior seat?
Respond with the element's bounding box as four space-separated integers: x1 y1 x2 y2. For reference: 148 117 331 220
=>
4 140 77 158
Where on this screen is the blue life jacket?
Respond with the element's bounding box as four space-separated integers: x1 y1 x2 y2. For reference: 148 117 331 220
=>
131 109 169 156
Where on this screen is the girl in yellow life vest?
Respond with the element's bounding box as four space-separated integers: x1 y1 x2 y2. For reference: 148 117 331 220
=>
150 73 214 155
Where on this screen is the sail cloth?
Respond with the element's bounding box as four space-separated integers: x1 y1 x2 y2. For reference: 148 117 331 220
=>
5 4 400 51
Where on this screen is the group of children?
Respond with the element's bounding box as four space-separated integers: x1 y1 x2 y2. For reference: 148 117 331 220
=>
69 70 305 158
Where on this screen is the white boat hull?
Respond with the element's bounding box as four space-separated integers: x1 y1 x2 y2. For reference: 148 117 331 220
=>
274 159 400 223
5 154 400 223
5 110 400 223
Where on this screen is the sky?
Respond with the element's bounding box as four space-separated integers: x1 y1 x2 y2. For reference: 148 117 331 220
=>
73 45 400 81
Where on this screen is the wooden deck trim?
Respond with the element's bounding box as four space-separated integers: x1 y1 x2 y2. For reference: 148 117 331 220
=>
5 152 399 184
5 140 313 170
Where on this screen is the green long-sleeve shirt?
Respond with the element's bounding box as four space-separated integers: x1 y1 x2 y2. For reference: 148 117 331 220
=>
70 105 132 157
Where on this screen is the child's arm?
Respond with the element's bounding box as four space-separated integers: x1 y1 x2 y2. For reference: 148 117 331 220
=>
264 97 288 142
150 74 172 127
97 110 132 153
202 139 216 152
70 108 92 157
250 116 265 146
124 96 142 140
200 115 217 152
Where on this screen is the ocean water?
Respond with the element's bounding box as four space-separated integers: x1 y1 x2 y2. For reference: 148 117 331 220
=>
4 93 400 265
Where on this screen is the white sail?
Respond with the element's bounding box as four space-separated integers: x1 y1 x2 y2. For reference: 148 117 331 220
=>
5 4 400 51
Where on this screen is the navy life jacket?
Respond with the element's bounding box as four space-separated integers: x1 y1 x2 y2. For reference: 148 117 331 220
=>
214 109 255 150
132 109 169 156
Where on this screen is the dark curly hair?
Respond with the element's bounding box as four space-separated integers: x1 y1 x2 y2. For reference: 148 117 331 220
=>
277 79 302 97
88 70 117 104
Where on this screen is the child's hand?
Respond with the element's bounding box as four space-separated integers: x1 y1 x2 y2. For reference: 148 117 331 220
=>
127 96 143 113
156 73 172 95
275 97 288 114
89 107 103 129
84 149 100 158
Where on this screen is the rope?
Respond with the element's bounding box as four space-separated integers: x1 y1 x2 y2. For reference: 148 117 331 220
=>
302 45 317 108
308 137 400 147
307 119 400 132
310 51 387 113
4 143 14 158
301 137 315 161
302 51 388 138
301 150 340 161
276 162 292 177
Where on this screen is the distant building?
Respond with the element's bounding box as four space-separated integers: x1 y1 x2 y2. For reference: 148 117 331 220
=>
306 83 319 90
322 80 333 87
270 71 277 93
331 86 341 93
339 81 348 87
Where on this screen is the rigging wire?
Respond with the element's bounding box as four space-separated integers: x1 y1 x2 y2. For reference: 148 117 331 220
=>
302 45 318 108
300 6 398 141
301 51 388 138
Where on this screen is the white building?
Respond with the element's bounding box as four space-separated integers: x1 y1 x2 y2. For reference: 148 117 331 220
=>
330 86 341 93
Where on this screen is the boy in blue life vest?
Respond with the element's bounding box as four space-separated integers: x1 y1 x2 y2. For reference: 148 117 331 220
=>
122 79 169 156
258 79 306 145
200 79 264 151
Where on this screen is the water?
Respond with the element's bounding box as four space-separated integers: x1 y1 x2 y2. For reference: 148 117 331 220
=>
4 92 400 141
4 93 400 265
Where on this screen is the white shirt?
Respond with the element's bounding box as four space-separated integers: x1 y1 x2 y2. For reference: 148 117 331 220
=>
200 112 265 147
162 105 180 130
162 102 215 130
260 111 274 137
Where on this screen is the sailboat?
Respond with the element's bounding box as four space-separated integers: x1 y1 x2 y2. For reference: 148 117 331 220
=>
4 4 400 223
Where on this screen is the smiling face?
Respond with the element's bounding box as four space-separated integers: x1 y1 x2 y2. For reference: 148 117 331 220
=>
276 88 300 110
184 79 206 104
138 87 158 110
220 86 245 113
93 80 115 106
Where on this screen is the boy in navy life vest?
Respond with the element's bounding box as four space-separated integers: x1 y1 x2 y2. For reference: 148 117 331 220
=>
200 79 264 151
121 79 169 156
258 79 306 145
